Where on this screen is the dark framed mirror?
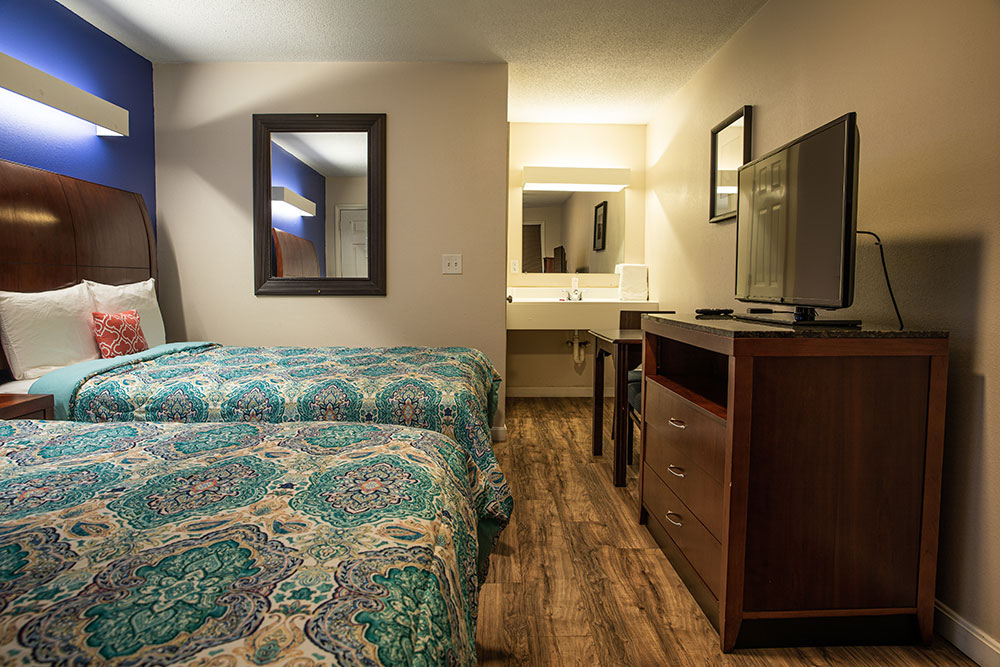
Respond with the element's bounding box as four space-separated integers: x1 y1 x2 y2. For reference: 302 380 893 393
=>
709 105 752 223
253 113 386 295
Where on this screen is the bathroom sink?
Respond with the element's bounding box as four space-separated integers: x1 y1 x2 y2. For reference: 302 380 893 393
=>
511 297 625 303
506 288 659 330
506 286 623 303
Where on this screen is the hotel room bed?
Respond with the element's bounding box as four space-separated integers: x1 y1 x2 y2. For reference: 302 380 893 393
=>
28 341 509 508
0 417 511 665
0 158 506 507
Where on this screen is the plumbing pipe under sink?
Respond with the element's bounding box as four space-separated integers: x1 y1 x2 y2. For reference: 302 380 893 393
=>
569 329 587 364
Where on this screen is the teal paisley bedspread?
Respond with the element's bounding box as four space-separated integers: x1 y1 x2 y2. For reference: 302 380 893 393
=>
0 418 511 666
34 344 508 517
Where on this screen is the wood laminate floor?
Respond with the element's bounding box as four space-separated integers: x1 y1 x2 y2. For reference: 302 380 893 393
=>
475 397 974 666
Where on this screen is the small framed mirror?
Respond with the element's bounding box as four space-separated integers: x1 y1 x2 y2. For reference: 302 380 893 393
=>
253 113 386 295
709 105 752 223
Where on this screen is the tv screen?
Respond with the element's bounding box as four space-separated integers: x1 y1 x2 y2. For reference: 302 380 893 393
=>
735 113 859 310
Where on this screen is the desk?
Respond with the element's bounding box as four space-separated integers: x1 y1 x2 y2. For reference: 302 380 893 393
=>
589 327 643 487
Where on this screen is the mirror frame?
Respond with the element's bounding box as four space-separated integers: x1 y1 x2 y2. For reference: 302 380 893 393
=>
253 113 387 295
709 105 752 224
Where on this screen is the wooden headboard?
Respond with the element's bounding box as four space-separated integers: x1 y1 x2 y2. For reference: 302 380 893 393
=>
0 158 157 375
272 227 320 278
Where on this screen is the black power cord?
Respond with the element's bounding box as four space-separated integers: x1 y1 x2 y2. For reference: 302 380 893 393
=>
857 230 904 331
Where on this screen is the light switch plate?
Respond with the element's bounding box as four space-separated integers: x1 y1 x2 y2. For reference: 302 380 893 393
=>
510 259 520 273
442 254 463 274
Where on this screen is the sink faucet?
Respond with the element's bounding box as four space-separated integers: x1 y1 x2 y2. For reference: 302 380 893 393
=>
565 276 583 301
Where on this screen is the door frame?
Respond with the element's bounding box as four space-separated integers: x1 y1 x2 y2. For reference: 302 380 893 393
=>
328 204 368 277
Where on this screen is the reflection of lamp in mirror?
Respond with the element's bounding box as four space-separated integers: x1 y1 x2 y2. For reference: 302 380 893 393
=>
523 166 630 192
271 186 316 217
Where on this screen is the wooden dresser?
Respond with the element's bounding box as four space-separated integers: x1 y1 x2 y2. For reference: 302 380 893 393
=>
638 314 948 651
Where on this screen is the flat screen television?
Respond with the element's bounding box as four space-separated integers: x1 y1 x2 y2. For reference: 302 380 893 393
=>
734 112 860 326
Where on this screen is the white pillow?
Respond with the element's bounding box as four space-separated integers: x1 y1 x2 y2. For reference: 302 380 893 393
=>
84 278 166 348
0 283 101 380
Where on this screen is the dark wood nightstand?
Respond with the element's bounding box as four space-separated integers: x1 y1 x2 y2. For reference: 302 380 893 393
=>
0 394 55 420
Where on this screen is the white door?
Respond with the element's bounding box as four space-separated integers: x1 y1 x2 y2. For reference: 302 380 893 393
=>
338 207 368 278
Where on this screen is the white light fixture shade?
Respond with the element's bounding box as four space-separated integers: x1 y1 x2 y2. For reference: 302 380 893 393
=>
0 51 129 137
523 166 631 192
271 186 316 217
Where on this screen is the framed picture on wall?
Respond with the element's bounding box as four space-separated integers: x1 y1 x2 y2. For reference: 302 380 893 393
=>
710 105 753 223
593 200 608 251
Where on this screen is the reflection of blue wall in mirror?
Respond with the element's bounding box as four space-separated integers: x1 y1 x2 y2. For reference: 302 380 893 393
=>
0 0 156 228
270 142 327 275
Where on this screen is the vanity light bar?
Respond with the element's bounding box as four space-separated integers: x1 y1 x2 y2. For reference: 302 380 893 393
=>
271 186 317 217
0 51 129 137
523 166 630 192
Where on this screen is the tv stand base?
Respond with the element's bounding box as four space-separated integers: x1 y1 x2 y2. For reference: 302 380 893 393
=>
734 314 862 328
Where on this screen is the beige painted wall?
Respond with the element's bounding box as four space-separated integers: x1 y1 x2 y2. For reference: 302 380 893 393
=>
153 62 509 427
646 0 1000 644
508 123 646 288
562 190 626 274
506 330 614 397
326 175 366 212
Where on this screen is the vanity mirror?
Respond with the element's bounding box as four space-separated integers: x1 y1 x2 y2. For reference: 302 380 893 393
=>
521 189 625 273
253 113 386 295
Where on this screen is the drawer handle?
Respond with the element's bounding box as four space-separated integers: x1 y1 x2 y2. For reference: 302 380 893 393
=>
667 464 686 478
664 511 684 527
668 417 687 429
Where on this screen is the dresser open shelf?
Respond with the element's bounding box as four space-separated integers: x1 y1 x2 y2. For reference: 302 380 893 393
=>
639 314 949 651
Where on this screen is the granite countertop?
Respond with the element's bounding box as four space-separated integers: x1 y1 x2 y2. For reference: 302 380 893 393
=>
643 313 948 339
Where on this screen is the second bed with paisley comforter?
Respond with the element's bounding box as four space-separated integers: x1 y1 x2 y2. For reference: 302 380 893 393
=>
31 343 508 516
0 418 511 666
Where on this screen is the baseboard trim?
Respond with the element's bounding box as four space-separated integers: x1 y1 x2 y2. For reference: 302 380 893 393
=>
491 426 507 442
507 386 612 398
936 600 1000 666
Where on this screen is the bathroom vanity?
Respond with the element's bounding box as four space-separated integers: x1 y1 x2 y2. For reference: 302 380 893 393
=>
505 287 658 330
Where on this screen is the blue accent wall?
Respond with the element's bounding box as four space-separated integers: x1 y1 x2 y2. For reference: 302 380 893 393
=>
270 142 327 275
0 0 156 228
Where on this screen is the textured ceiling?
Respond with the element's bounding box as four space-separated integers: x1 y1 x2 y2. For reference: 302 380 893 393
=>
56 0 765 124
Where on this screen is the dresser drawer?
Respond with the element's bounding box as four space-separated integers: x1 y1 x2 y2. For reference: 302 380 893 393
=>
643 464 722 597
645 379 726 482
646 423 724 538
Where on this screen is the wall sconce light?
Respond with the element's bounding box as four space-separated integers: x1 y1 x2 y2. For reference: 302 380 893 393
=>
0 51 129 136
522 166 631 192
271 186 316 217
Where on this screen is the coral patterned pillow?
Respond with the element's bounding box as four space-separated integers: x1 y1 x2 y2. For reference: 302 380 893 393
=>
92 310 149 358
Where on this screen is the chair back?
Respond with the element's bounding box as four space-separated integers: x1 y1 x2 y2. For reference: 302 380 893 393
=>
619 309 675 330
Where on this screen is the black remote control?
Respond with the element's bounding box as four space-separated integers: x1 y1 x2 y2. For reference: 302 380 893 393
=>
695 308 733 315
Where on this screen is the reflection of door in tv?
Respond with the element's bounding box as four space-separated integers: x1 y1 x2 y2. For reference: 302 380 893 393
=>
338 207 368 278
748 152 789 298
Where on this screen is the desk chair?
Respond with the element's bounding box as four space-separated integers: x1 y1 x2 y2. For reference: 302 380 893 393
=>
614 310 674 464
